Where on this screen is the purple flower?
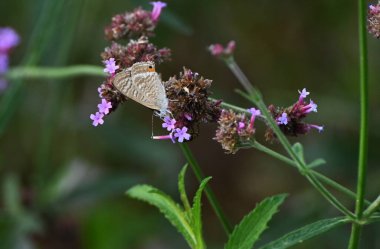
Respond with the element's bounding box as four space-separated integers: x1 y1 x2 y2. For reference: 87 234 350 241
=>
174 127 191 143
298 88 310 101
277 112 288 125
248 107 261 116
248 107 261 129
238 122 245 129
152 133 176 143
209 44 224 56
303 99 318 113
225 40 236 54
369 4 380 14
103 58 119 75
208 40 236 58
310 124 324 133
0 53 8 74
150 1 167 22
90 112 105 127
162 116 176 131
98 87 103 98
0 27 20 52
98 98 112 114
184 113 192 121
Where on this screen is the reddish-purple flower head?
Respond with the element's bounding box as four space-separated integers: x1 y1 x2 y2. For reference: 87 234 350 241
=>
369 4 380 14
150 1 167 22
0 27 20 53
209 40 236 58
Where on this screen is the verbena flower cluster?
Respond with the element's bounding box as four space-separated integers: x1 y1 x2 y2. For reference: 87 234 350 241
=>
92 3 323 148
0 27 20 91
214 108 260 154
91 2 221 144
90 2 170 126
265 88 323 141
368 2 380 38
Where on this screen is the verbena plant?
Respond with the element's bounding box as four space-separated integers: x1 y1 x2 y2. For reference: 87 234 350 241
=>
1 0 380 248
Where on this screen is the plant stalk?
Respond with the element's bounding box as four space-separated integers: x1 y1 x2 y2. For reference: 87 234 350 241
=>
179 143 232 235
348 0 369 247
250 141 370 206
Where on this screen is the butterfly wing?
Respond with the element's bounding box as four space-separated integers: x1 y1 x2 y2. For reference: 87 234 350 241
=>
131 72 168 111
113 70 167 112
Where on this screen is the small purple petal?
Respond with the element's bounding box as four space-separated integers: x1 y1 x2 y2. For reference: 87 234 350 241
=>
0 27 20 52
162 116 176 131
298 88 310 101
150 1 167 22
90 112 105 127
103 58 119 75
98 98 112 114
248 107 261 116
173 126 191 143
310 124 324 133
277 112 288 125
209 44 224 56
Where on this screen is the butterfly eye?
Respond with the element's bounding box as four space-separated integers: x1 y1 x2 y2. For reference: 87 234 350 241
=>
147 65 155 72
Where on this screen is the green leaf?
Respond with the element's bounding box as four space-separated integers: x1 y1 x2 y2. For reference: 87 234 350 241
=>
192 176 212 249
292 143 305 164
178 164 192 214
225 194 287 249
307 158 326 168
258 217 348 249
127 185 197 248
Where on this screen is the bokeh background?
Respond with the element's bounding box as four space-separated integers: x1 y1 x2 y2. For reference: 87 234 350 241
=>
1 0 380 248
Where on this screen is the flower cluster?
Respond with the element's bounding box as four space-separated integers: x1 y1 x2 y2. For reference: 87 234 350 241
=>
214 109 257 154
265 88 323 141
90 98 113 127
368 2 380 38
104 1 167 40
0 27 20 91
92 2 170 126
153 116 191 143
101 37 171 71
164 68 222 138
208 40 236 59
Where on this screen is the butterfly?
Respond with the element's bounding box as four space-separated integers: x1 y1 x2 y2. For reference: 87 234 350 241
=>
112 61 169 117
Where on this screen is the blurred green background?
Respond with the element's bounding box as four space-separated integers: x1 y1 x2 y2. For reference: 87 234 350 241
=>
0 0 380 248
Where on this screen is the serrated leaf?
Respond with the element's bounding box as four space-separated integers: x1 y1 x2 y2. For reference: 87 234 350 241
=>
127 185 197 248
178 164 192 214
192 176 212 248
225 194 287 249
307 158 326 168
258 217 348 249
292 143 305 164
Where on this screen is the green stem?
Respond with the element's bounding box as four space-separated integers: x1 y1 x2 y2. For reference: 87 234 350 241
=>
363 195 380 219
349 0 369 247
225 57 254 94
251 141 370 206
5 65 106 80
179 144 232 235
